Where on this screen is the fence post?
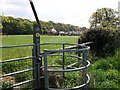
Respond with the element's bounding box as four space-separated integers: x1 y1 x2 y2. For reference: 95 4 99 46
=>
62 44 65 78
32 24 42 89
44 50 49 89
82 50 88 88
78 46 81 68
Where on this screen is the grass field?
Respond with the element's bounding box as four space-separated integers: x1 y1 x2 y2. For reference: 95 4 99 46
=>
1 35 79 46
1 35 79 60
1 35 81 88
1 35 119 89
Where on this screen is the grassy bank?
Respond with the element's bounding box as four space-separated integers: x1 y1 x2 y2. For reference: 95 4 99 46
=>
88 49 120 88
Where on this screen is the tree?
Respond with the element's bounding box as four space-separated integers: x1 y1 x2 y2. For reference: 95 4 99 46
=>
1 16 81 35
89 8 119 29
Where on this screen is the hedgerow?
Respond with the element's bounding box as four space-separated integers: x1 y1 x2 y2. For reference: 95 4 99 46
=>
78 28 120 57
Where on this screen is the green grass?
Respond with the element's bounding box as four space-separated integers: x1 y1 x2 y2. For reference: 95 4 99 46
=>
1 35 79 60
88 49 120 88
1 35 80 88
1 35 119 89
1 35 79 46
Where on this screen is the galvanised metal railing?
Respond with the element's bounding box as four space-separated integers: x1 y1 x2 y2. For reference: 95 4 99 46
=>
0 43 90 89
43 43 90 90
0 44 36 89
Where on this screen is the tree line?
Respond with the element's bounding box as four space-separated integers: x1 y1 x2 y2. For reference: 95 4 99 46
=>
0 16 85 35
0 7 119 35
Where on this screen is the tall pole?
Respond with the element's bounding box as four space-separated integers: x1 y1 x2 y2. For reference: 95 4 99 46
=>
95 12 97 27
118 1 120 30
29 0 42 89
29 0 41 25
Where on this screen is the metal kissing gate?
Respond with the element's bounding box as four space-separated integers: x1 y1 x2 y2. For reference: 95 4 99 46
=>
0 43 90 89
0 0 90 89
43 44 90 90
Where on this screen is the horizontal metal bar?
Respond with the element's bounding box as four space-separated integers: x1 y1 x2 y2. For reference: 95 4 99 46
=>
0 56 35 63
47 65 76 69
40 43 90 48
39 76 44 79
47 60 90 72
44 47 90 53
48 74 90 90
48 54 82 59
48 65 64 67
1 68 35 78
7 79 35 89
0 44 35 48
41 65 76 69
40 43 77 46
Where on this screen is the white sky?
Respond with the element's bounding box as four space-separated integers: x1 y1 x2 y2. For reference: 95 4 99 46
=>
0 0 119 27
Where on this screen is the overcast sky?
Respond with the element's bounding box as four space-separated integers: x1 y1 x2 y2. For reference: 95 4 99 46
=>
0 0 119 27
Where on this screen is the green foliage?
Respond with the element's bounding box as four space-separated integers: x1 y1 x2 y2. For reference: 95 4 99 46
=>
23 82 34 89
88 49 120 88
1 16 33 35
2 81 15 89
1 16 82 35
78 28 120 57
106 69 119 83
89 8 119 30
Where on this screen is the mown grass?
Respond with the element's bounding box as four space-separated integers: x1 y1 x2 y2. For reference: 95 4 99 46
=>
1 35 78 46
1 35 79 60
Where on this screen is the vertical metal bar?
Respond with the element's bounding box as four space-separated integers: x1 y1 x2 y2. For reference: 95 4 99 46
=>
32 45 37 88
82 50 87 88
29 0 42 89
32 24 41 89
78 46 81 68
44 50 48 89
62 44 65 78
29 0 40 25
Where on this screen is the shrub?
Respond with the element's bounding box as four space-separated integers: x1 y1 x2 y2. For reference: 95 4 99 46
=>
78 28 120 57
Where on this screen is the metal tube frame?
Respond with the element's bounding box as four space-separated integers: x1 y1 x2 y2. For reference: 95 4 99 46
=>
62 44 65 78
1 42 90 89
43 43 90 90
1 44 35 89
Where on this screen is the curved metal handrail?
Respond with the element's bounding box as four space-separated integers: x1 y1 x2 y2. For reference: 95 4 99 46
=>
43 43 90 90
47 60 90 72
48 54 82 59
49 74 90 90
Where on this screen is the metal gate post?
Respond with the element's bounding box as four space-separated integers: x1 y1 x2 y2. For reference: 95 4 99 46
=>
62 44 65 78
44 50 49 89
32 24 42 89
82 50 88 87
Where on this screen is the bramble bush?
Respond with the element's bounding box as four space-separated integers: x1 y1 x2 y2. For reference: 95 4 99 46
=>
78 28 120 57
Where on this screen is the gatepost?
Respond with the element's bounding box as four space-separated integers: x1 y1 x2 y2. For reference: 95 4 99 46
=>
33 23 42 89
